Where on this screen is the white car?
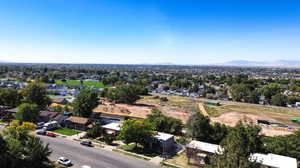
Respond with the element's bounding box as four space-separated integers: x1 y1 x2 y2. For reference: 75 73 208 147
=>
57 157 72 166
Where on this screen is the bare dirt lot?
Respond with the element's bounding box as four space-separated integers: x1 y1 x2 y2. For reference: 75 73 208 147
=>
95 95 300 136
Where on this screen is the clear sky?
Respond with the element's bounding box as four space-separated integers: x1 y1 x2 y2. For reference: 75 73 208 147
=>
0 0 300 64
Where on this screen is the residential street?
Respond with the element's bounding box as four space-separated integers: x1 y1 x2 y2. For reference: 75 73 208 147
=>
38 135 161 168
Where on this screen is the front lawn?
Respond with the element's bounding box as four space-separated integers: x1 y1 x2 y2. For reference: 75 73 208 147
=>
53 128 81 136
120 144 160 157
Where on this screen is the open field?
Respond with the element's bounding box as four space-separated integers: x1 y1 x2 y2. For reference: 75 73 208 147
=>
52 128 81 136
55 80 105 88
141 94 300 136
96 94 300 136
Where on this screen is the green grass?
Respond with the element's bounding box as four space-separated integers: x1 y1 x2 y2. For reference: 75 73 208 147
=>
120 144 160 157
53 128 81 136
55 80 105 88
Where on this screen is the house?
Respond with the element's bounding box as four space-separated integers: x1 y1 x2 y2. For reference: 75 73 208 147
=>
150 132 175 154
39 111 60 123
186 140 223 165
101 122 121 135
250 153 297 168
51 97 69 105
53 114 69 126
186 140 297 168
64 116 91 130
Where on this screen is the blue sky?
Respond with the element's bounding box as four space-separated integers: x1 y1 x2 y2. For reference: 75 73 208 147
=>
0 0 300 64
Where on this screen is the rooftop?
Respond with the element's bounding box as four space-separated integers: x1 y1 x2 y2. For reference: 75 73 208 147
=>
250 153 297 168
65 116 89 125
153 132 174 141
101 122 121 131
186 140 223 154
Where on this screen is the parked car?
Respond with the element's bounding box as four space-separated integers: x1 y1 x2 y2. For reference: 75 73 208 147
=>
80 140 92 147
37 122 45 129
46 132 56 137
43 121 59 130
36 130 46 135
57 157 72 166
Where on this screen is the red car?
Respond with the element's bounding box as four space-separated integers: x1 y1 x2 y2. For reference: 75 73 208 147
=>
46 132 56 137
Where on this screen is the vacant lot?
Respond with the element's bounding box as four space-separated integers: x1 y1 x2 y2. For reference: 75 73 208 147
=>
141 94 300 136
55 80 105 88
53 128 81 136
138 95 197 123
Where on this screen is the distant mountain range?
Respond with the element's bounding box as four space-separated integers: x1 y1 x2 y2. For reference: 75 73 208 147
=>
218 60 300 67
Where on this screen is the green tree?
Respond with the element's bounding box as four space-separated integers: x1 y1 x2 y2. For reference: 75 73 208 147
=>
260 83 282 102
206 122 263 168
21 82 50 110
263 130 300 161
186 112 213 142
73 89 99 117
86 123 103 138
229 84 251 102
1 121 52 168
271 93 288 107
146 108 183 135
118 119 155 147
186 112 228 144
16 103 40 123
0 88 20 107
104 84 141 104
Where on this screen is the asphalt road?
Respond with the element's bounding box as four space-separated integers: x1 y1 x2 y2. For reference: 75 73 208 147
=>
38 135 161 168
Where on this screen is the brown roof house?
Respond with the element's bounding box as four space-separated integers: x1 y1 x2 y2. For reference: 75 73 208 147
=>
64 116 91 131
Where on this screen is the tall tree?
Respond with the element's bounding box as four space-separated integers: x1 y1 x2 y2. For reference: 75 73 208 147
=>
259 83 282 102
146 108 183 135
1 121 52 168
103 84 142 104
0 88 20 107
186 112 228 144
73 89 99 117
271 93 288 107
186 112 213 142
206 122 263 168
21 82 50 110
118 119 154 147
16 103 40 123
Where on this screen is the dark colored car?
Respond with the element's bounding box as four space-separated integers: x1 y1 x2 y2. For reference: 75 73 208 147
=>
80 140 92 147
46 132 56 137
36 130 46 135
257 120 270 125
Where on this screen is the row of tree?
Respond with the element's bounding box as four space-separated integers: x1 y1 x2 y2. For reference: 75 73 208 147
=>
230 82 298 106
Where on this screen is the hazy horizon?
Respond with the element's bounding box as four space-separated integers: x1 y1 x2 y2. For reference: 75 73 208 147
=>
1 0 300 64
